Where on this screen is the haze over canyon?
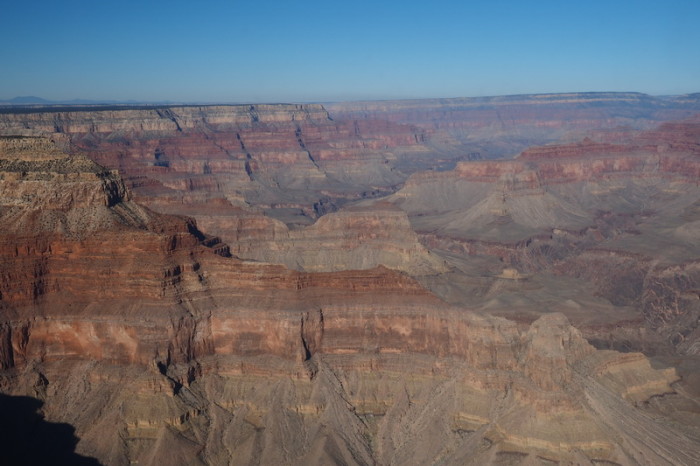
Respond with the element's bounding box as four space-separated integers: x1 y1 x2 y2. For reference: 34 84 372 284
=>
1 92 699 465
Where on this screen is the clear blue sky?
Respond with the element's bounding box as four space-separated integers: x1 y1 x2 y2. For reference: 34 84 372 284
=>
2 0 699 103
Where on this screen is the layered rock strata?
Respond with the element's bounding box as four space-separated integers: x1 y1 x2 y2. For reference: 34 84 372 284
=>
196 202 447 274
327 92 700 158
1 138 698 464
379 120 700 358
3 93 699 230
0 104 431 227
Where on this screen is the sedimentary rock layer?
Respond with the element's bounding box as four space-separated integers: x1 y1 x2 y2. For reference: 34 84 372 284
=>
0 103 430 227
3 93 698 229
379 119 700 361
327 92 700 159
1 137 698 465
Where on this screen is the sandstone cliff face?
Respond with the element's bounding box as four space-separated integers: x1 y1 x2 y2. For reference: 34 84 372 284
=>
0 104 331 134
0 104 451 277
211 203 449 275
3 93 697 231
0 104 430 228
391 119 699 251
1 137 698 465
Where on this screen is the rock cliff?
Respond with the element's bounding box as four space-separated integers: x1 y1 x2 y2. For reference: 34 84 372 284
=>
0 104 431 228
3 93 698 231
327 92 700 159
1 136 698 465
381 119 700 363
1 94 700 465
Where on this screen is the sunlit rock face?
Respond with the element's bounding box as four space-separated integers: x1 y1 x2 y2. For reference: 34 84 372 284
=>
0 104 429 225
0 93 699 465
2 93 698 228
0 136 696 465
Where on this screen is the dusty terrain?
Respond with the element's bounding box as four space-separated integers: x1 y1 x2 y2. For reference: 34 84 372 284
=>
1 93 699 465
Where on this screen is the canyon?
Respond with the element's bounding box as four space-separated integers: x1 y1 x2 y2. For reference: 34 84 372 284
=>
1 93 699 465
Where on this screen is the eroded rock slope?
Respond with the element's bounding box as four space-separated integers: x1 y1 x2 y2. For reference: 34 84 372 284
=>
1 137 698 465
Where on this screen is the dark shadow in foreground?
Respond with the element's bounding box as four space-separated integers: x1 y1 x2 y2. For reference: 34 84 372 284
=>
0 393 102 466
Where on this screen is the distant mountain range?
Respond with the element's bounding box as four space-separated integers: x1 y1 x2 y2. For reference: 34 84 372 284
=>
0 96 177 106
2 93 699 108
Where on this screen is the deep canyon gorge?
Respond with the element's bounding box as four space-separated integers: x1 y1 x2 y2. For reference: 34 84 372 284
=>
1 92 699 465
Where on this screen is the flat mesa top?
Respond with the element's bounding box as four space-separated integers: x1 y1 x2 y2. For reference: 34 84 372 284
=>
0 137 104 174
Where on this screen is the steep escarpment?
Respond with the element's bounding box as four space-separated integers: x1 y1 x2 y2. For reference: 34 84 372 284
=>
0 136 231 369
186 202 449 275
327 92 700 159
0 104 456 276
2 136 698 465
396 123 700 239
0 104 432 227
3 93 698 231
391 118 699 248
381 120 700 358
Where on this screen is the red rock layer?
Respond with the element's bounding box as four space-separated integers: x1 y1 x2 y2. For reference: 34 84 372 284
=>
391 120 700 359
0 104 429 215
1 137 697 465
327 93 700 130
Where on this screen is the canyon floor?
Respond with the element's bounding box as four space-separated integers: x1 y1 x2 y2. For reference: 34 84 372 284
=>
1 92 699 465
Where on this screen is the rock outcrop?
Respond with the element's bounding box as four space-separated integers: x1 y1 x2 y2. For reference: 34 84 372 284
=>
203 202 448 275
1 137 698 465
327 92 700 159
3 92 698 231
380 119 700 364
0 104 431 228
1 94 700 465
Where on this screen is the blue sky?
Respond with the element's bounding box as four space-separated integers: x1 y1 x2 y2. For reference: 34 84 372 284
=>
1 0 699 103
